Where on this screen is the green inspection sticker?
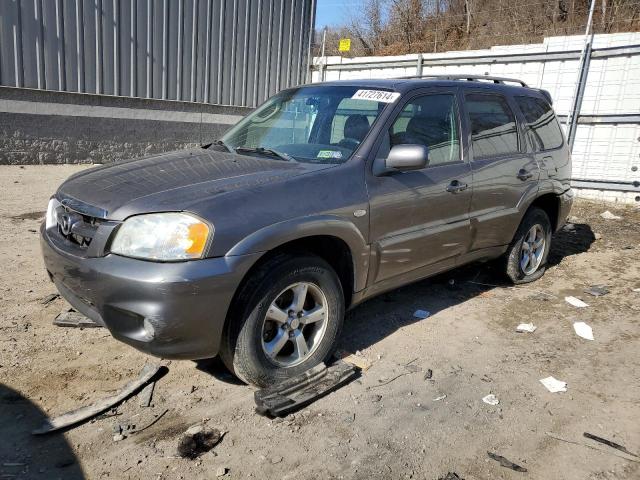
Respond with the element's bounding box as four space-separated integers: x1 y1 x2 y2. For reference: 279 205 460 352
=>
317 150 343 159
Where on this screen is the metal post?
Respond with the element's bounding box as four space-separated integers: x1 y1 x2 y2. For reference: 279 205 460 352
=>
305 0 318 84
566 0 597 151
416 53 423 77
320 27 327 82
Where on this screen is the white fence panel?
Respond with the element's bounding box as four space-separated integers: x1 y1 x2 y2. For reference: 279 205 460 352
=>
312 33 640 202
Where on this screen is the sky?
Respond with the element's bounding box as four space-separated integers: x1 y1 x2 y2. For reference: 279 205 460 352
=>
315 0 366 29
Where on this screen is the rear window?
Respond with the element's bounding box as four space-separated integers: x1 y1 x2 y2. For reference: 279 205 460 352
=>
515 96 564 151
465 94 519 158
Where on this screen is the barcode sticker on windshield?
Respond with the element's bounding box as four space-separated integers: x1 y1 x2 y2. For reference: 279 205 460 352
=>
317 150 343 159
351 89 401 103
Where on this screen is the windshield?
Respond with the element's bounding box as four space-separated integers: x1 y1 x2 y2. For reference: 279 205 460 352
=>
221 86 395 164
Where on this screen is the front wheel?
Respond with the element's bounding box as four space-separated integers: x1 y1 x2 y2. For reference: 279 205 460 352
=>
504 207 552 284
220 254 344 387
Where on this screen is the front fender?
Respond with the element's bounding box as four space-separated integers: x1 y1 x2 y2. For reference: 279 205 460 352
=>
226 215 370 292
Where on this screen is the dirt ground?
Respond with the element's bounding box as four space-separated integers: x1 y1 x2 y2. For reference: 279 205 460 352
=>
1 165 639 480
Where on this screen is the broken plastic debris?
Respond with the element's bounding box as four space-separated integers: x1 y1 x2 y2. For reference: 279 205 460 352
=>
138 380 156 407
487 452 527 472
583 432 640 458
600 210 622 220
565 296 589 308
573 322 594 341
413 309 430 319
540 376 567 393
633 288 640 293
482 394 500 405
334 350 372 371
432 394 447 401
584 285 609 297
40 293 60 305
32 363 161 434
438 473 464 480
516 323 537 333
54 310 102 328
254 361 359 417
547 432 640 462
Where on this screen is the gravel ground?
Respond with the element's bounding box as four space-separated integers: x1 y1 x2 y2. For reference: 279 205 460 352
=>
1 165 639 480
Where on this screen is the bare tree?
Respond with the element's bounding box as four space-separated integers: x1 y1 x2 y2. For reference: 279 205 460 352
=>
464 0 471 34
317 0 640 57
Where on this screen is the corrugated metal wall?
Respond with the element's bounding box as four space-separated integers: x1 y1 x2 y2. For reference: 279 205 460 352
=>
0 0 315 107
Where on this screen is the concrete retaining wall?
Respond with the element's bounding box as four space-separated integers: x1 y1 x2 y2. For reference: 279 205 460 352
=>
0 86 250 165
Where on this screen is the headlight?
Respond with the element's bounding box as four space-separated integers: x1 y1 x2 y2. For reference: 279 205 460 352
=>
111 213 211 261
46 198 61 229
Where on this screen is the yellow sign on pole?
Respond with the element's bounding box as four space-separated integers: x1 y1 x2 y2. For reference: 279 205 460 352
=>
338 38 351 52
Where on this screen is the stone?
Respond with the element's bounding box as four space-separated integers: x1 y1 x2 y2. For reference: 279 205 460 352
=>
215 467 228 477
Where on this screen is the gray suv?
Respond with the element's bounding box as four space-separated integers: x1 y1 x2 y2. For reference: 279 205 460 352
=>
41 76 573 386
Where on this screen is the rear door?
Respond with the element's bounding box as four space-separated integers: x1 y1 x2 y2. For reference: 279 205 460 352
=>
514 95 570 193
462 90 539 251
366 89 473 287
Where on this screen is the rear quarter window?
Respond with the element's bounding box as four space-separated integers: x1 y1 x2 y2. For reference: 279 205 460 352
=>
465 93 519 158
515 96 564 151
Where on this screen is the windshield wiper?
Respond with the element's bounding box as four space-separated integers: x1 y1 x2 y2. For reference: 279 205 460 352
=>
235 146 296 162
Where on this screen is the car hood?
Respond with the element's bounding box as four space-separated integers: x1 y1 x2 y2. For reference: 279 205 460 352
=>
57 149 333 220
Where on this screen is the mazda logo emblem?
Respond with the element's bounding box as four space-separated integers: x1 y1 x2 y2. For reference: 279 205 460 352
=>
58 212 81 236
60 214 72 235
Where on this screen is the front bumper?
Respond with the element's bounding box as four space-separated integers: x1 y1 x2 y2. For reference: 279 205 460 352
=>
40 224 260 359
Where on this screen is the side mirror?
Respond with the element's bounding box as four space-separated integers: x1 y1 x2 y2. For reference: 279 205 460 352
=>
385 144 429 172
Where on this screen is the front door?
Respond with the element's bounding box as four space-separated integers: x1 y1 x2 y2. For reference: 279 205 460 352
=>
366 90 473 287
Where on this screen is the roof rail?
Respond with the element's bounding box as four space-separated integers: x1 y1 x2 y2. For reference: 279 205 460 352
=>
397 74 528 87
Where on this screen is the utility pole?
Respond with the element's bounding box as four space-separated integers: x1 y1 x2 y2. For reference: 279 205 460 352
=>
566 0 596 151
320 27 327 82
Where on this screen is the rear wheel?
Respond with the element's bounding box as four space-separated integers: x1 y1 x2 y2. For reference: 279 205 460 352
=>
220 254 344 387
505 207 552 284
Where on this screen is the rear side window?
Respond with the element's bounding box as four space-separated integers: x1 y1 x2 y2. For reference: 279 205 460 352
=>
465 94 519 158
515 96 564 151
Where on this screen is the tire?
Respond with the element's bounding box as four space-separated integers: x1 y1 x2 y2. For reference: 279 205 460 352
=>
505 207 552 284
220 253 344 387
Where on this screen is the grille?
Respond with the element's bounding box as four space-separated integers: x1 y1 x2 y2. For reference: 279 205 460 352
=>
55 206 100 248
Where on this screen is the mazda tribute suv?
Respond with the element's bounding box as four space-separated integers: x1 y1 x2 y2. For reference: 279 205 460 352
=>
41 76 573 386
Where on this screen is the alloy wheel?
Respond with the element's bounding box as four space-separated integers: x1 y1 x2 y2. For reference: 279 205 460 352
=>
260 282 329 367
520 224 546 275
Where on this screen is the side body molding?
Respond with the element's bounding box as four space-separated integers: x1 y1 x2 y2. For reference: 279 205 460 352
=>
225 215 371 293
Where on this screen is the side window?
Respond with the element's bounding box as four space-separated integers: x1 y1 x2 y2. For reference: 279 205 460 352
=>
330 98 380 145
515 96 564 151
389 94 461 166
465 93 519 158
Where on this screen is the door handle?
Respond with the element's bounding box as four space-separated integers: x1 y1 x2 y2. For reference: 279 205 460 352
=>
446 180 468 193
517 169 533 181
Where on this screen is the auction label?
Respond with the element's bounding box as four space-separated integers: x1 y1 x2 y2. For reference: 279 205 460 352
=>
351 89 401 103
